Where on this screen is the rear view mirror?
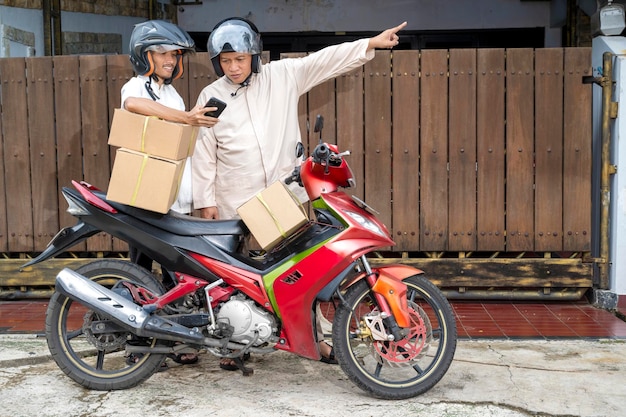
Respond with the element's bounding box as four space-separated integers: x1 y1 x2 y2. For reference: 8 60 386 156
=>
295 142 304 159
314 115 324 133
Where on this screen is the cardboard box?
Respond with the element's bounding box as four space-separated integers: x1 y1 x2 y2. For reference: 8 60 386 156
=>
106 148 186 214
108 108 198 160
237 182 309 250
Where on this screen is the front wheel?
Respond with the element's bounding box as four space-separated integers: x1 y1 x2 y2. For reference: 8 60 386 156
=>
333 274 457 399
45 260 168 390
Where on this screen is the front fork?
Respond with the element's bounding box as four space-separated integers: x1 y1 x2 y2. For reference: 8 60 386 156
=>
360 255 411 341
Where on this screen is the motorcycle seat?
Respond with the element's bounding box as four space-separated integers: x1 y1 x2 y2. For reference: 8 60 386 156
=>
98 191 246 237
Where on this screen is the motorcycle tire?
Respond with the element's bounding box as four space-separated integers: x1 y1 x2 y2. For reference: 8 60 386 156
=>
332 274 457 400
45 259 168 390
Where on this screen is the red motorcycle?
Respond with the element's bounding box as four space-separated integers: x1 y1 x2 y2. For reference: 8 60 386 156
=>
24 116 456 399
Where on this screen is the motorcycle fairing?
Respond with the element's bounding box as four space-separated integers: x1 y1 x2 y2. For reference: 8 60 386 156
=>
268 193 414 359
188 252 272 312
314 192 394 249
300 153 354 200
272 246 350 359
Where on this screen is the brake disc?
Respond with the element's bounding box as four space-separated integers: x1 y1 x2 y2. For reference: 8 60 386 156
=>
367 303 433 367
82 310 128 352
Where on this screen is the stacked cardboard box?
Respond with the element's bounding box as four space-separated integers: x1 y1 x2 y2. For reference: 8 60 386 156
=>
106 109 198 213
237 181 309 250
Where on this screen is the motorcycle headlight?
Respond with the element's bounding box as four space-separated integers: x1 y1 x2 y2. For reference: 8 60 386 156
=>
344 210 387 237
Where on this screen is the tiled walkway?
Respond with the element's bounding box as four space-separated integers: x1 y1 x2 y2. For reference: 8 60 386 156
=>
453 301 626 339
1 299 626 339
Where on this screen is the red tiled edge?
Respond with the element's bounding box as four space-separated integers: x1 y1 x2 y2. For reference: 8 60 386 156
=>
2 299 626 339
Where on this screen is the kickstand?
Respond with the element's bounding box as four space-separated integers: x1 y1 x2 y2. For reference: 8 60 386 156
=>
234 356 254 376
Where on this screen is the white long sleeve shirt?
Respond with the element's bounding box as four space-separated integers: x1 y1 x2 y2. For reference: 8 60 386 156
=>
192 38 374 219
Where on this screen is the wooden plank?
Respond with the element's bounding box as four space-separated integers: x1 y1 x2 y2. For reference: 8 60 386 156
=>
563 48 592 251
391 50 420 250
0 58 34 251
336 64 365 199
364 51 393 228
370 257 593 288
5 256 593 290
534 48 564 251
26 57 59 251
53 56 85 251
106 54 133 252
186 52 216 108
6 256 127 288
476 49 506 251
419 50 449 251
280 53 310 153
171 54 190 110
308 78 336 155
79 55 112 251
505 49 535 251
105 54 133 125
448 49 477 251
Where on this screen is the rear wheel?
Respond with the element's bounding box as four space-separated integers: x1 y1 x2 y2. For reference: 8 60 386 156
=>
333 274 457 399
45 260 168 390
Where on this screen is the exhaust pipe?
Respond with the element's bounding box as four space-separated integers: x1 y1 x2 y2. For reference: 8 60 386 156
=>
55 268 204 344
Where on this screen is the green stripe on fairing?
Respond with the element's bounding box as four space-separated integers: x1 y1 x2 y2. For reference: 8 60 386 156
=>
262 240 329 319
262 196 347 319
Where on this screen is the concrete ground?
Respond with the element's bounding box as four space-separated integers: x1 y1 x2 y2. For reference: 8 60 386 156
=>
0 334 624 417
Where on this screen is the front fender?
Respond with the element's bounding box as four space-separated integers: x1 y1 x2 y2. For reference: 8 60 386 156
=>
376 264 425 281
373 265 424 328
343 264 424 328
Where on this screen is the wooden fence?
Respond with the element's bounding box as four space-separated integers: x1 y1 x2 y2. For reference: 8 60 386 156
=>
0 48 592 258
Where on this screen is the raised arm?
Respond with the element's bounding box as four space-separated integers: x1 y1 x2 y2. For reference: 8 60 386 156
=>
367 21 407 51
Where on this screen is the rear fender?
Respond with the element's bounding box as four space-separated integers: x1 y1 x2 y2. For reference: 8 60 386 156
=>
21 222 100 268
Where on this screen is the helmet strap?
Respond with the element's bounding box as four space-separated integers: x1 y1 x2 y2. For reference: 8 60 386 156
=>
230 74 252 97
144 78 160 101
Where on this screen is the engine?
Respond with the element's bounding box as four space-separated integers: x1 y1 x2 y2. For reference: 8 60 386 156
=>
215 294 277 345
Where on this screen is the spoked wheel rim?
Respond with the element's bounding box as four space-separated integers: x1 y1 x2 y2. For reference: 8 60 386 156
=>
53 289 160 378
334 275 457 399
45 260 168 390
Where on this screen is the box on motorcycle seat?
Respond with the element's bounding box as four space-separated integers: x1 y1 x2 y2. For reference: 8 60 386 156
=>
106 148 185 214
108 108 198 161
237 181 310 251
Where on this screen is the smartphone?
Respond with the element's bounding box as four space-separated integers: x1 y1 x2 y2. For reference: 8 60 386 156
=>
204 97 227 118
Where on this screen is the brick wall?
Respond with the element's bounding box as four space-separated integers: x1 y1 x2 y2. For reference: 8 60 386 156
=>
0 0 176 20
63 31 122 54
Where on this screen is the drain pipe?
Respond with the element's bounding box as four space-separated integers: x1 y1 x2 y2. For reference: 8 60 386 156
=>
599 51 617 290
585 51 614 291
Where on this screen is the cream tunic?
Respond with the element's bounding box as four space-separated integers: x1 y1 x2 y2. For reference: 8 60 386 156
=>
192 38 374 220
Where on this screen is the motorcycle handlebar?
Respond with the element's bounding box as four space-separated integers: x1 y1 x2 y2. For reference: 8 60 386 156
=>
285 143 351 185
313 144 330 162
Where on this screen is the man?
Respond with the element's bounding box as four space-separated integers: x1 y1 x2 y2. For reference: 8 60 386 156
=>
192 17 407 369
123 19 219 215
122 19 219 367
